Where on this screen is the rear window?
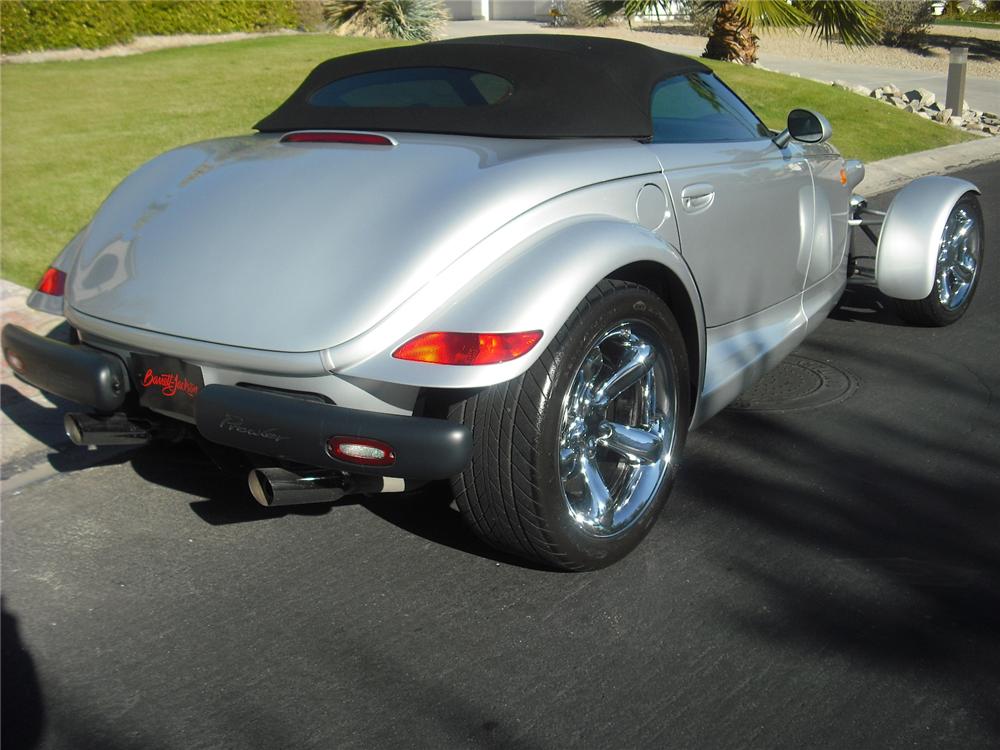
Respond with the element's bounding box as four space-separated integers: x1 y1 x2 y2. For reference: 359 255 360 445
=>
308 67 514 108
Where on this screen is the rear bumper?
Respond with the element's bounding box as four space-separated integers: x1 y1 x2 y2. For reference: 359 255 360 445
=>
2 324 128 412
196 384 471 480
2 323 472 480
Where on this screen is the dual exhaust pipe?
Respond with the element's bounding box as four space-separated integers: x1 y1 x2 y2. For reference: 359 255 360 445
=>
64 411 409 508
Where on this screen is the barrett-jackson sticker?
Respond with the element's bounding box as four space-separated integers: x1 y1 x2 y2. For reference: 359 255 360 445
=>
142 369 200 398
132 354 204 417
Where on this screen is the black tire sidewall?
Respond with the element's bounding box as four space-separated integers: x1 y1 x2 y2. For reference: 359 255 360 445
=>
899 193 984 326
529 285 690 569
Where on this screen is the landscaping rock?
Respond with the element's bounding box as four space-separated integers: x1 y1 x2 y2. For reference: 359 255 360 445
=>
851 84 871 97
832 80 853 91
881 83 901 97
870 87 883 99
934 108 953 123
917 111 932 120
949 116 965 127
904 88 936 107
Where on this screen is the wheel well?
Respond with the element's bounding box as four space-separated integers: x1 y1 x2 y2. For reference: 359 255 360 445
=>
606 262 701 414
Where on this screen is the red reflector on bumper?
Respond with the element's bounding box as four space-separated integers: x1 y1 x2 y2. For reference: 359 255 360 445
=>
327 436 396 467
37 267 66 296
392 331 542 366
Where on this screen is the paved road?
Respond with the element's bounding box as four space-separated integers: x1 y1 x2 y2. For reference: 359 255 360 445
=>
443 20 1000 113
3 163 999 750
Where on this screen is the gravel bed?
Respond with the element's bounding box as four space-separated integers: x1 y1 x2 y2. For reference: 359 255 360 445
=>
539 20 998 79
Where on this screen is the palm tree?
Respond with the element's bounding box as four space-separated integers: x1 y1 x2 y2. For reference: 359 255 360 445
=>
702 1 881 64
589 1 882 65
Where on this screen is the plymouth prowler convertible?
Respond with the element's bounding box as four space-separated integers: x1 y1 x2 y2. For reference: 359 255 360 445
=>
3 36 984 569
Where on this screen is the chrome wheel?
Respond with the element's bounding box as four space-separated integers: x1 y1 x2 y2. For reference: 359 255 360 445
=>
557 322 678 537
936 204 981 311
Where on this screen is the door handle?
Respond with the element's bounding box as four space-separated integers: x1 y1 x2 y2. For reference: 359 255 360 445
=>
680 183 715 213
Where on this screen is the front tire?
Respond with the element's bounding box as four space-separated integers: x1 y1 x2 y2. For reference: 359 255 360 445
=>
893 192 984 326
450 280 690 571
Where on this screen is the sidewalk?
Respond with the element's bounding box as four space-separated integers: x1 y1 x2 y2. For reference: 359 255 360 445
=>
442 20 1000 113
1 137 998 476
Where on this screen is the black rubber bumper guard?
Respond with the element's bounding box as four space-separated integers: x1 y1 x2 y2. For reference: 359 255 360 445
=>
196 385 471 480
2 323 128 412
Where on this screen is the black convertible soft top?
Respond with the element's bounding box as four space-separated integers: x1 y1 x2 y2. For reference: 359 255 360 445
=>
254 35 709 139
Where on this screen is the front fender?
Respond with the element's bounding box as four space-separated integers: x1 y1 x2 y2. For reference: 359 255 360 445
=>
875 175 980 300
331 218 703 390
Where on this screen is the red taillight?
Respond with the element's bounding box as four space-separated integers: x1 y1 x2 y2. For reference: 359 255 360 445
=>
392 331 543 366
327 436 396 466
281 131 394 146
37 267 66 296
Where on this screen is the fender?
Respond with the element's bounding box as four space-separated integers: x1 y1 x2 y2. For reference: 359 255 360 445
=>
331 218 705 392
875 175 980 300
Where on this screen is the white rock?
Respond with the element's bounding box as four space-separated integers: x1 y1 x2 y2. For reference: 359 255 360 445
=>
983 111 999 119
789 72 800 78
917 111 932 120
905 104 920 113
871 87 884 99
949 116 965 127
832 80 852 90
881 83 901 96
851 84 871 97
934 108 953 123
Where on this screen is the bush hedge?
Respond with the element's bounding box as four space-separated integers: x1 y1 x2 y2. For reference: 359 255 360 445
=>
0 0 303 55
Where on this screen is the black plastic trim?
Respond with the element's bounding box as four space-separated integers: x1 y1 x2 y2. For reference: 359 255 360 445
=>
196 384 472 480
2 324 128 412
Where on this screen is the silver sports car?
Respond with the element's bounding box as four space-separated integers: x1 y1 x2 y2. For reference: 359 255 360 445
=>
3 36 984 570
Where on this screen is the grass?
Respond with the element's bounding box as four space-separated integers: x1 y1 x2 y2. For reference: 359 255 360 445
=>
0 35 976 288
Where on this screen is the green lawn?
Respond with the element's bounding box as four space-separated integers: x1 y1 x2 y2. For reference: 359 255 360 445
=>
0 35 974 288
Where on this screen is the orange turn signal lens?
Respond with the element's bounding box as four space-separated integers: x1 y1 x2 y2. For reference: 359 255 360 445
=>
392 331 543 366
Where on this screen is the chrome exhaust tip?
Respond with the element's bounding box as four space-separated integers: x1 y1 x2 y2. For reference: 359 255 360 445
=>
247 468 401 507
64 412 152 447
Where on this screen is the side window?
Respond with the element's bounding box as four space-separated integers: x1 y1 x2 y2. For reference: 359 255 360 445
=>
651 73 772 143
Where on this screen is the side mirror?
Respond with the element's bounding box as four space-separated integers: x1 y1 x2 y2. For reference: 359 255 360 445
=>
773 109 833 148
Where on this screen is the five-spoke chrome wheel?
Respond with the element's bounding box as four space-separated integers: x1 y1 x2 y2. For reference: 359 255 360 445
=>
936 204 981 311
557 322 677 537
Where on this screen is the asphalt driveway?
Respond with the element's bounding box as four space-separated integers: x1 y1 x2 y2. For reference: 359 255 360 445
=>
2 163 998 750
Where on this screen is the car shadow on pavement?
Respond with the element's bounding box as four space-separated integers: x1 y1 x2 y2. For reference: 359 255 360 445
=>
829 284 911 326
125 441 544 567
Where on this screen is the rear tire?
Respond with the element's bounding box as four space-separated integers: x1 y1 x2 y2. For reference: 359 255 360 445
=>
893 193 984 326
449 280 690 571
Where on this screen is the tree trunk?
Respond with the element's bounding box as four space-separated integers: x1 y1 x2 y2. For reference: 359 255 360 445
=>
703 1 759 64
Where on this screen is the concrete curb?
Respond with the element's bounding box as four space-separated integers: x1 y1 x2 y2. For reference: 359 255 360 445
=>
858 136 1000 196
1 138 998 475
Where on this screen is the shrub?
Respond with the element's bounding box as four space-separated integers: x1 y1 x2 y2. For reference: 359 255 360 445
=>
323 0 449 41
873 0 935 47
1 1 136 54
0 0 302 55
548 0 614 27
130 0 300 36
292 0 329 30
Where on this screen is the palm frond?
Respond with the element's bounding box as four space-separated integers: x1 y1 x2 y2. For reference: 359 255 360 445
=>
586 0 669 20
795 0 881 46
733 0 811 28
